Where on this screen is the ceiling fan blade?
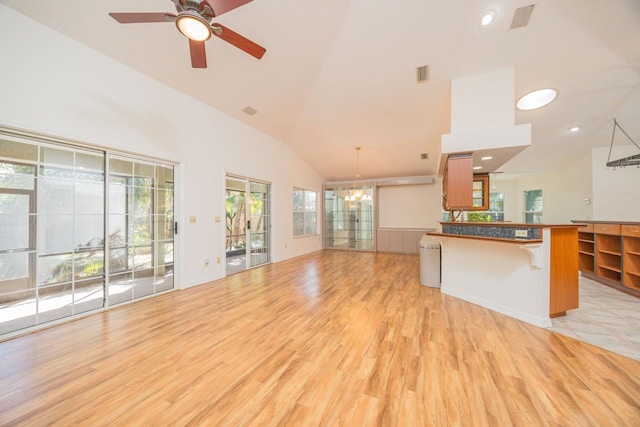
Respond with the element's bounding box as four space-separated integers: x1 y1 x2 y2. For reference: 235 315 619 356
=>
203 0 252 17
189 39 208 68
211 24 266 59
109 13 177 24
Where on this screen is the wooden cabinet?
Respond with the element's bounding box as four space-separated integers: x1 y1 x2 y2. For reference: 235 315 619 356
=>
443 154 473 209
442 154 489 211
549 227 579 317
574 221 640 297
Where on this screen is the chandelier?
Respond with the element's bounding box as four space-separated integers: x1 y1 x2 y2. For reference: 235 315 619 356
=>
344 147 372 202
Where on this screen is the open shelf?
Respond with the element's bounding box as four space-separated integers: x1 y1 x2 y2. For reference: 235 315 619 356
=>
598 249 621 256
595 233 622 284
578 230 595 273
598 264 622 273
623 234 640 290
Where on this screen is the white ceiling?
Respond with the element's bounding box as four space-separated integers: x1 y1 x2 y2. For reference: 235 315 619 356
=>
2 0 639 181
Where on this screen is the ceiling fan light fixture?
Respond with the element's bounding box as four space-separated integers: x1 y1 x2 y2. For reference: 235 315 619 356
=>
176 11 212 41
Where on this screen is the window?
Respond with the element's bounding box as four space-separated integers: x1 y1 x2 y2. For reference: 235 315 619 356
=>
443 192 504 222
524 189 543 223
293 188 317 236
488 192 504 221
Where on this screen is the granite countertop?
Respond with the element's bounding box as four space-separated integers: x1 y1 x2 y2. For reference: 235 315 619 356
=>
440 222 581 228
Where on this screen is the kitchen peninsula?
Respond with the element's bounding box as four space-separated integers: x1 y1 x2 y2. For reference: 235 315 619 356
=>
428 222 580 327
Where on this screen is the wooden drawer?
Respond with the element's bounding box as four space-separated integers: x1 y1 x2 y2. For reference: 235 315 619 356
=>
594 223 621 235
577 223 594 232
622 225 640 237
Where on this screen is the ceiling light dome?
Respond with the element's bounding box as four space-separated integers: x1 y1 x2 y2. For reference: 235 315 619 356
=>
176 11 212 41
516 88 558 111
481 10 496 26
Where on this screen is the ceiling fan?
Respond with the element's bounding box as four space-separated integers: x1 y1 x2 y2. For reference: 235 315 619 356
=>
109 0 266 68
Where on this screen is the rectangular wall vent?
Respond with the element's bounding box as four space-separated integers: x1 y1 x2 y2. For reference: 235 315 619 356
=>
416 65 430 83
420 153 429 160
511 4 535 29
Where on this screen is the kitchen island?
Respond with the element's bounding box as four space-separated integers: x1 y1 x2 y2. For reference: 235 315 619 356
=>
428 222 580 327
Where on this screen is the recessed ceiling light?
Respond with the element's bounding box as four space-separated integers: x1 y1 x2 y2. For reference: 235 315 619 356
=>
473 166 482 170
516 88 557 111
481 156 493 161
569 126 580 132
481 10 496 26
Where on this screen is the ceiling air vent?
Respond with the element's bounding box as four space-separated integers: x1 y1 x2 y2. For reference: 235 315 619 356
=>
416 65 430 83
420 153 429 160
510 4 535 29
242 106 258 116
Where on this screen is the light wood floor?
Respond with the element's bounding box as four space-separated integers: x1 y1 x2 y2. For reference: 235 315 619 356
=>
1 250 639 426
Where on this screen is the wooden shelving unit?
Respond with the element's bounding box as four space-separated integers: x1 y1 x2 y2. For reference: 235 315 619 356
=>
595 224 622 283
622 225 640 291
577 224 595 273
574 221 640 298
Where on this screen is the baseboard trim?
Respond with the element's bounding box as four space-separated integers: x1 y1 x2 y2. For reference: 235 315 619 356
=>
441 286 552 328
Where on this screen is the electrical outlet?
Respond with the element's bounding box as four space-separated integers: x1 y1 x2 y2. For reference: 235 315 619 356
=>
285 243 287 249
204 257 209 266
216 257 221 264
515 229 528 238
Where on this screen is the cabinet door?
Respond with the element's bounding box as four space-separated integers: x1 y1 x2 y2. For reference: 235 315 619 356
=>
471 174 489 210
444 155 473 209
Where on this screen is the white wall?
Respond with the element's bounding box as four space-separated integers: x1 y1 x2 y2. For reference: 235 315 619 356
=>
377 183 441 229
495 150 593 223
591 145 640 221
0 5 324 289
497 144 639 224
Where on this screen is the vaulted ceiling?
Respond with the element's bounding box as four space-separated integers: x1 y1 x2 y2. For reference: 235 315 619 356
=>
2 0 639 181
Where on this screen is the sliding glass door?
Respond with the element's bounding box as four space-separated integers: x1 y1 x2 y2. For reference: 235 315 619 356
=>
225 176 270 274
1 140 39 333
108 156 174 305
0 135 175 337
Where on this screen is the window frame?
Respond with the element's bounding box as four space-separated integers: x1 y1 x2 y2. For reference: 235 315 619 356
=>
293 187 317 237
524 189 543 224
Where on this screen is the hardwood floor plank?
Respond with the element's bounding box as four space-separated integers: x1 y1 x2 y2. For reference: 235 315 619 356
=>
1 250 639 426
